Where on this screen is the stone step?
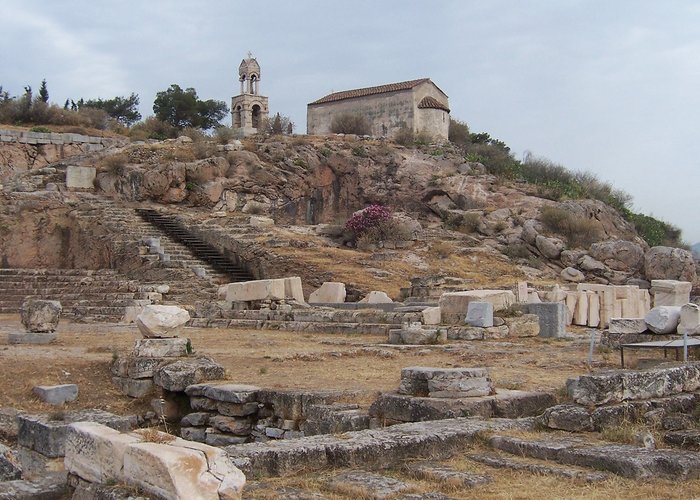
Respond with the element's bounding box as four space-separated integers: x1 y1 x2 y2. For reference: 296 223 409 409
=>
487 434 700 480
190 318 406 335
226 417 533 478
466 452 610 482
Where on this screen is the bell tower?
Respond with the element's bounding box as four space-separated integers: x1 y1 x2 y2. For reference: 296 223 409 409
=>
232 52 269 136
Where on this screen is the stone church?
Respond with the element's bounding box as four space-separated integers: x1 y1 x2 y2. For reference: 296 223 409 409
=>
231 54 269 137
306 78 450 140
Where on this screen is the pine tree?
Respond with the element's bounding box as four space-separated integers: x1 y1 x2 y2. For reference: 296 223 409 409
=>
38 79 49 103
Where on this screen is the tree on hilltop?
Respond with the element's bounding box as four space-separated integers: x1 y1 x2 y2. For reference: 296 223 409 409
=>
153 84 228 130
81 93 142 126
38 79 49 103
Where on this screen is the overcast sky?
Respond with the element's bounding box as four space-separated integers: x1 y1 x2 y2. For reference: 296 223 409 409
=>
2 0 698 243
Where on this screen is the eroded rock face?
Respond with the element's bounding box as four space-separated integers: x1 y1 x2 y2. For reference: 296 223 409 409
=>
20 299 62 333
644 246 697 282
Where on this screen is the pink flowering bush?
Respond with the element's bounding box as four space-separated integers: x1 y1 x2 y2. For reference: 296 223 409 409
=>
344 204 392 236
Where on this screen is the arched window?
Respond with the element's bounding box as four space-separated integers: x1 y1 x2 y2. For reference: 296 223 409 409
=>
251 104 261 128
250 75 258 95
234 105 242 128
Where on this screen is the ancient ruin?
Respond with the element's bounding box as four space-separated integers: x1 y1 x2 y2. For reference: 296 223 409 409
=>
1 100 699 498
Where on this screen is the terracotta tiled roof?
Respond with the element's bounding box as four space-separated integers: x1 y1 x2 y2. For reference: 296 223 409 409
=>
418 96 450 112
310 78 431 105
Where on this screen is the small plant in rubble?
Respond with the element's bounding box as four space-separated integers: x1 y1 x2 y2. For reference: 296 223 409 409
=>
344 204 392 237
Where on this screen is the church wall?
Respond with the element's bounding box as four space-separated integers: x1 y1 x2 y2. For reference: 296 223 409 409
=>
307 90 415 137
411 81 450 141
415 108 449 140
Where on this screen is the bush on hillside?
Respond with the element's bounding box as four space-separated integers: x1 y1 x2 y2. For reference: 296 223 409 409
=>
448 118 470 146
540 206 603 248
330 113 370 135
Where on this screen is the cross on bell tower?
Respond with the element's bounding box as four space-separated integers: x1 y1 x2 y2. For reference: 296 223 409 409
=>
232 52 269 136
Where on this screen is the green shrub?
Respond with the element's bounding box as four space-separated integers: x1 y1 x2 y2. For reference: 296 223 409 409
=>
503 243 531 260
30 126 51 133
626 211 684 247
444 212 480 234
351 146 368 157
330 113 370 135
129 117 178 140
393 127 415 146
540 206 603 248
448 118 470 146
97 153 128 176
213 126 236 144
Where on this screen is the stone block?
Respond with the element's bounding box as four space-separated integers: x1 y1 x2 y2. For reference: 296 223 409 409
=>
325 470 411 499
32 384 78 405
503 314 539 337
225 278 287 302
209 415 253 436
587 291 601 328
65 165 96 189
573 291 588 325
217 401 259 417
133 337 190 357
111 356 164 379
17 410 136 458
645 306 682 334
538 404 594 432
153 356 226 392
651 280 692 307
283 276 306 304
180 427 207 442
205 430 247 446
308 282 346 304
399 367 492 398
20 299 61 333
359 291 393 304
112 376 155 398
185 383 260 403
465 301 494 327
390 326 442 345
123 439 246 500
421 306 441 325
609 318 647 334
136 305 190 338
64 422 140 483
528 302 567 338
678 303 700 336
567 372 625 406
8 332 57 344
439 290 515 323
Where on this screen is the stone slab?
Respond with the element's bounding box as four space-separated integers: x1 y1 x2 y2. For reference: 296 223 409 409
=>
185 383 261 403
133 337 190 357
17 410 137 458
32 384 79 405
225 278 287 302
608 318 647 334
0 472 68 499
404 461 492 488
467 453 609 482
439 290 515 323
112 376 155 398
225 417 534 478
308 282 346 304
8 331 57 344
65 165 96 189
465 302 494 328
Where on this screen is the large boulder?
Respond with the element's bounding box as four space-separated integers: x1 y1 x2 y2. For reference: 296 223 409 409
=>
136 305 190 338
20 300 62 333
644 246 697 282
678 303 700 336
589 240 645 272
535 235 565 259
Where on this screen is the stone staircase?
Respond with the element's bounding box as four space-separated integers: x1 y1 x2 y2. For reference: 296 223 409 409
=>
0 268 152 322
134 208 254 283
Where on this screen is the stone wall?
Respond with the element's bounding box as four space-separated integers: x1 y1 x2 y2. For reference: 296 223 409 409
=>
307 90 415 138
0 128 125 180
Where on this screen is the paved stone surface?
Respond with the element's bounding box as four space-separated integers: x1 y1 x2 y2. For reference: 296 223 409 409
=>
664 429 700 450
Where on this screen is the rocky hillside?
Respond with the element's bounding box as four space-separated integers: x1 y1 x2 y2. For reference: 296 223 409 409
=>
0 132 697 297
